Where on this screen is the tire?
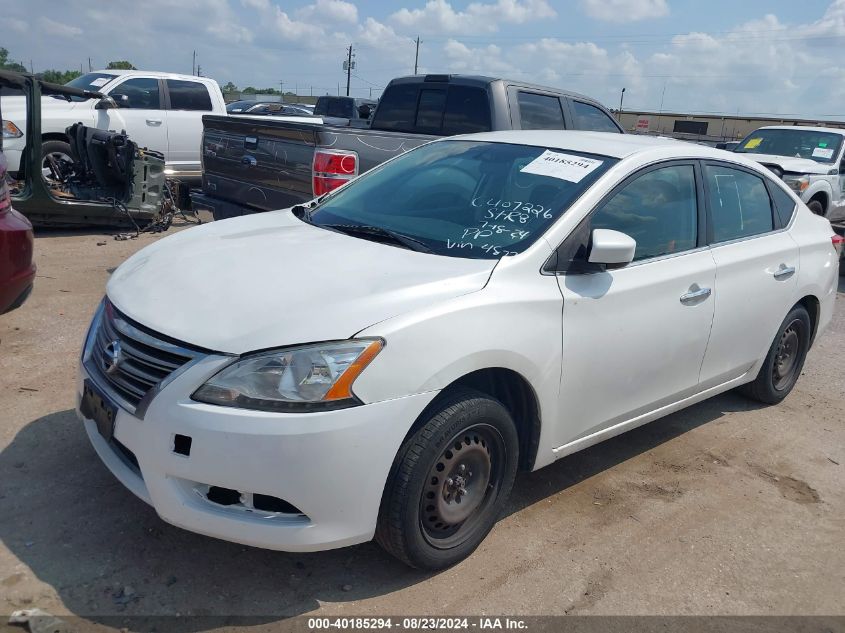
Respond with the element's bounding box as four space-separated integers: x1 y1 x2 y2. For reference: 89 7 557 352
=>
41 139 73 181
738 305 811 404
376 388 519 570
807 199 825 216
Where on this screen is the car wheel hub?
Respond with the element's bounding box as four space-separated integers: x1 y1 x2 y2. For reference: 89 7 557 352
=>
420 425 502 548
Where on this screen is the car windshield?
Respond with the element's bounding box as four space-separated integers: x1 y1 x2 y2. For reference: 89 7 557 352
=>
57 72 118 102
734 129 844 164
308 140 616 259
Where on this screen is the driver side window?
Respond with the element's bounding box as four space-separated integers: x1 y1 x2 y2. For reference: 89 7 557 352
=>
591 164 699 261
111 78 161 110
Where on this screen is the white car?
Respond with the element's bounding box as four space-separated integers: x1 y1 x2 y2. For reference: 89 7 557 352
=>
77 131 839 569
1 70 226 180
733 126 845 218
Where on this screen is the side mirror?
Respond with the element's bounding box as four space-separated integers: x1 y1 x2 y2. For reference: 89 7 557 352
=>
715 142 727 150
588 229 636 269
357 104 373 119
95 96 118 110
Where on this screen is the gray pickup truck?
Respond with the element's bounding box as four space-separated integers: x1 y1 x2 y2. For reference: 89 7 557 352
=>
191 74 624 220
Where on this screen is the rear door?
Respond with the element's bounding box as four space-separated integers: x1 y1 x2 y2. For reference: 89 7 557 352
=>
99 76 169 158
698 161 799 388
163 78 214 176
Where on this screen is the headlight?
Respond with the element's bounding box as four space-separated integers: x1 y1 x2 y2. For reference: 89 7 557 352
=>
1 120 23 139
192 339 384 412
784 175 810 193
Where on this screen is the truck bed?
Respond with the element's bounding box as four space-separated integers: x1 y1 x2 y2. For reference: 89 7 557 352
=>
199 115 434 213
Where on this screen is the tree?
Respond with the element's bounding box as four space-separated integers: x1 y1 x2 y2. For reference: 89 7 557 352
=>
40 69 82 85
0 47 27 73
242 86 256 94
222 81 238 93
106 60 136 70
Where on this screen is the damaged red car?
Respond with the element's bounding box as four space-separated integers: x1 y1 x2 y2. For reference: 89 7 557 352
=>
0 89 35 314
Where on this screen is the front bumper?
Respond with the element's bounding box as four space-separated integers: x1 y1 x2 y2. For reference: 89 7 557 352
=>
77 357 437 552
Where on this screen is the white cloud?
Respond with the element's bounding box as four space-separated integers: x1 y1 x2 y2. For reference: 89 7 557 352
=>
357 18 408 51
581 0 669 22
8 17 27 33
39 17 82 37
297 0 358 24
241 0 271 9
391 0 556 34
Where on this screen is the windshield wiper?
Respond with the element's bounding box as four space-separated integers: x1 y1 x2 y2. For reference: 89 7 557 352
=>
320 223 433 253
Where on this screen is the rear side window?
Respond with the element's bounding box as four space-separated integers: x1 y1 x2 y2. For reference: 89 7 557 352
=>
769 183 798 227
571 101 620 133
166 80 212 111
704 164 774 242
112 78 161 109
518 92 565 130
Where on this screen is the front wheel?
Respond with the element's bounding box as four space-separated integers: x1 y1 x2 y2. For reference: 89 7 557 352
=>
376 389 519 570
738 305 811 404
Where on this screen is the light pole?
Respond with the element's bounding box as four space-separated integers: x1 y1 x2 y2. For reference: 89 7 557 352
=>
618 87 626 122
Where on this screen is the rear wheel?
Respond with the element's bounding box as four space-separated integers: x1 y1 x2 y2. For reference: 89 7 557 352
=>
738 305 811 404
376 389 518 570
807 199 825 216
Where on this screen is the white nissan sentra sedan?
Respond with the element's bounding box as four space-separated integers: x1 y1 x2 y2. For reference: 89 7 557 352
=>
77 131 840 569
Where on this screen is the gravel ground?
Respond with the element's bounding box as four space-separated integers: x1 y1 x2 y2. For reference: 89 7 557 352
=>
0 220 843 628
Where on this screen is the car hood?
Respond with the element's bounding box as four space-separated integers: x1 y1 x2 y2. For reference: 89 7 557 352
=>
107 211 497 354
741 153 831 175
0 95 82 119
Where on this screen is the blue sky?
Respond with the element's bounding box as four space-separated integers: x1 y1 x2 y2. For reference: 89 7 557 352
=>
5 0 845 118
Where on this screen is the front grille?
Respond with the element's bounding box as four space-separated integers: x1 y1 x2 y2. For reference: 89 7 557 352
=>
87 301 199 414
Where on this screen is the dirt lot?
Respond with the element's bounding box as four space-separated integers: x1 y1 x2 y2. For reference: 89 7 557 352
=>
1 221 843 627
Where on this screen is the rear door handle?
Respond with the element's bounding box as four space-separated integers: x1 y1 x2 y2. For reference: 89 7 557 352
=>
680 286 712 304
773 265 796 279
146 118 162 126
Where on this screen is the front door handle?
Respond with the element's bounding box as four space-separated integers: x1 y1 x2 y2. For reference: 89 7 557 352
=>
773 265 796 280
680 285 712 304
146 118 162 126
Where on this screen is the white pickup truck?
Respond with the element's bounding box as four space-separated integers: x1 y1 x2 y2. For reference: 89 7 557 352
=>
733 125 845 219
1 70 226 181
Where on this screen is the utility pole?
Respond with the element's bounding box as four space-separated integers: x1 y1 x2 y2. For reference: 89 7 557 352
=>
29 60 33 73
617 87 626 122
414 36 421 74
88 57 92 72
279 80 284 101
192 50 196 76
345 44 354 97
196 64 202 77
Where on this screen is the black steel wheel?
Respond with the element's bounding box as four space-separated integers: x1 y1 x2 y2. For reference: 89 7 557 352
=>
739 305 811 404
376 388 519 570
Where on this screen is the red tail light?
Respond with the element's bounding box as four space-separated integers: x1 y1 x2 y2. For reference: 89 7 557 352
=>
832 234 845 256
312 149 358 196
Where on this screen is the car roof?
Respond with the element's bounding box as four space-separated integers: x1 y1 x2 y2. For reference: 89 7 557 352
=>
450 130 701 158
754 125 845 134
94 69 216 83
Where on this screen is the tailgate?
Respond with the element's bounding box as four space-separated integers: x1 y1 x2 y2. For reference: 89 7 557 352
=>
201 115 320 211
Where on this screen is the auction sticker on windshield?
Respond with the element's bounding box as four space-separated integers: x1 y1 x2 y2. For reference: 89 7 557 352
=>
812 147 834 159
744 138 762 149
519 150 603 183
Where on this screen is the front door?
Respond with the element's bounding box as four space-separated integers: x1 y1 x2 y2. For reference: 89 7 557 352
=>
554 162 716 450
97 76 169 159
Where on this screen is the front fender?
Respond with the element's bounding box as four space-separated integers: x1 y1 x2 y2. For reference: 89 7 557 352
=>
801 179 834 210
